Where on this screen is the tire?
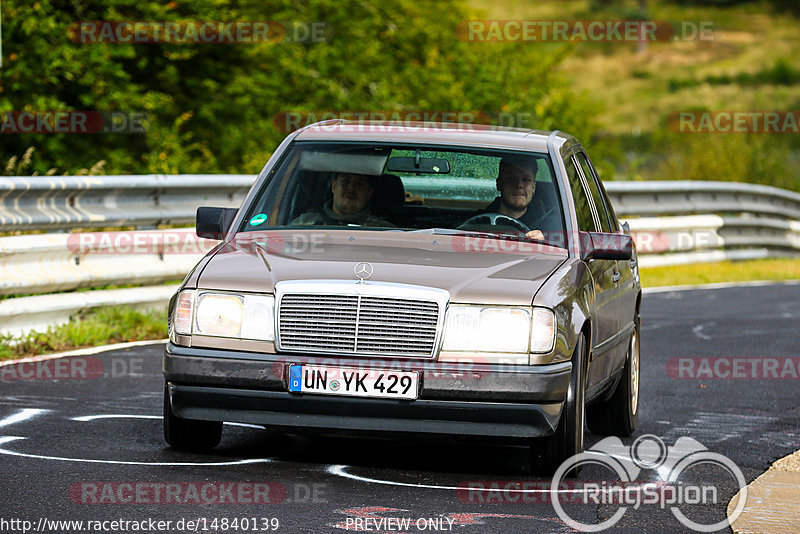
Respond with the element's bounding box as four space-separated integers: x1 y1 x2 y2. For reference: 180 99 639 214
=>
163 384 222 450
587 316 640 437
531 334 587 476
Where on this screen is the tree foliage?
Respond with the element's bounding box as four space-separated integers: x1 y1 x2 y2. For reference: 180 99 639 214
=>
0 0 596 175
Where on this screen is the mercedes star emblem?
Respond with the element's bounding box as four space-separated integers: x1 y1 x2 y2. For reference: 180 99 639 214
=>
354 262 374 282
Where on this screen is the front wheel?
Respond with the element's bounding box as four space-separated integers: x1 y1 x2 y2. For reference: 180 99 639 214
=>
531 334 587 475
587 317 640 436
163 384 222 450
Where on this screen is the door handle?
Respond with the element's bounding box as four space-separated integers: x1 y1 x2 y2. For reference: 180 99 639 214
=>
612 271 621 284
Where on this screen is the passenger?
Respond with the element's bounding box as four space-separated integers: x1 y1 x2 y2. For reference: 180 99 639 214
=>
292 173 393 227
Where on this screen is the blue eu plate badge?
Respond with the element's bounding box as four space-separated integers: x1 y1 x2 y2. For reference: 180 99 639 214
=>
289 365 302 391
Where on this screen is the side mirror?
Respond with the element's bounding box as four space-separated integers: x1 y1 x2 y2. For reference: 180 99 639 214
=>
580 231 633 261
196 207 238 240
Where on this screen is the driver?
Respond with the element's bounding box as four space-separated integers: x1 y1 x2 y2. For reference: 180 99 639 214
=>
292 173 394 227
477 155 544 240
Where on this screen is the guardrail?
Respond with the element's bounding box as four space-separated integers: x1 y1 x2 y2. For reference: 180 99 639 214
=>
1 175 799 336
4 175 800 232
608 181 800 265
604 180 800 219
0 174 253 231
0 229 217 295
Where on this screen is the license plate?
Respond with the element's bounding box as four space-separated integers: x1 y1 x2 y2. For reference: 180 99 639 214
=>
288 365 418 400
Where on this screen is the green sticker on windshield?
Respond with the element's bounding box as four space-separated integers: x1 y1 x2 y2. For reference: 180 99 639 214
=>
249 213 267 226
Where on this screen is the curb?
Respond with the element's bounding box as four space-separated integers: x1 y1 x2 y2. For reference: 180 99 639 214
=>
728 449 800 533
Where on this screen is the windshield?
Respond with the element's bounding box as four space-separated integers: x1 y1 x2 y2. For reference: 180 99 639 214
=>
238 142 566 248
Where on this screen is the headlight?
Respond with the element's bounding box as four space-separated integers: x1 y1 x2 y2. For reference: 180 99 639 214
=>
195 293 244 337
241 295 276 340
442 306 532 353
191 291 275 341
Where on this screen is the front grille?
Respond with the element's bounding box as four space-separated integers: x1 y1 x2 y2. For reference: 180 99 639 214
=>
278 293 440 357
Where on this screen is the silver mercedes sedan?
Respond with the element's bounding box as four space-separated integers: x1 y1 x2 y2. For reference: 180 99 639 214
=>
163 121 641 472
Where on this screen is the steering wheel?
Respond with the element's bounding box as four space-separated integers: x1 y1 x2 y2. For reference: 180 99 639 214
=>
458 212 531 234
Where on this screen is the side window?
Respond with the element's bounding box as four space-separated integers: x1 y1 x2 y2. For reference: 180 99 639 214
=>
575 152 615 233
565 156 596 232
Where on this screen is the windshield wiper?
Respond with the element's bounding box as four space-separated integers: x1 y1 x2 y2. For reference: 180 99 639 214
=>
405 228 459 235
406 228 536 242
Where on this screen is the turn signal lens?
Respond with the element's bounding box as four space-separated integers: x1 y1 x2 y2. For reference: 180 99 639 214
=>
174 290 194 336
530 307 556 353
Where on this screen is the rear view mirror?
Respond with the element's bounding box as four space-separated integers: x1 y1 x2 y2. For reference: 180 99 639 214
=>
196 207 238 239
386 156 450 174
580 231 633 261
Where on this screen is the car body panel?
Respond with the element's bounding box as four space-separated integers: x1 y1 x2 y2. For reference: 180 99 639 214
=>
194 230 567 306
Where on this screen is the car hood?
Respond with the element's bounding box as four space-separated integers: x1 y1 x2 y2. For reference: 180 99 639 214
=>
195 230 567 306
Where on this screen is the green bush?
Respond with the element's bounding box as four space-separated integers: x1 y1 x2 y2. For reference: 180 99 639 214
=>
1 0 596 175
616 126 800 192
667 59 800 93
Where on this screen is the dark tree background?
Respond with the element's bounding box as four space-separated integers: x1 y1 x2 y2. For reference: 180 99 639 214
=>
0 0 594 175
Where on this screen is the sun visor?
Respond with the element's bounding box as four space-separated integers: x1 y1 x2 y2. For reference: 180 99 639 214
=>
298 148 390 176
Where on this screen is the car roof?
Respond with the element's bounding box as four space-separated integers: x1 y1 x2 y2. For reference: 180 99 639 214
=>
294 120 577 153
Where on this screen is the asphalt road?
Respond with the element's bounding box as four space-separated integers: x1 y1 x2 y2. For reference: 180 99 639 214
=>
1 283 799 534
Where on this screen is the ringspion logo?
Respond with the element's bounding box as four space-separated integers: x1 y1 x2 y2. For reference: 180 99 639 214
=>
550 435 747 532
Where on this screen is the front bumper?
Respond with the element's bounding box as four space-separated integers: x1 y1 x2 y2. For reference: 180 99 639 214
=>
164 343 572 438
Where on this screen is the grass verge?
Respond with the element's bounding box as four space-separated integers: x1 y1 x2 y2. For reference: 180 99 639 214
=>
467 0 800 136
640 258 800 287
0 306 167 361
